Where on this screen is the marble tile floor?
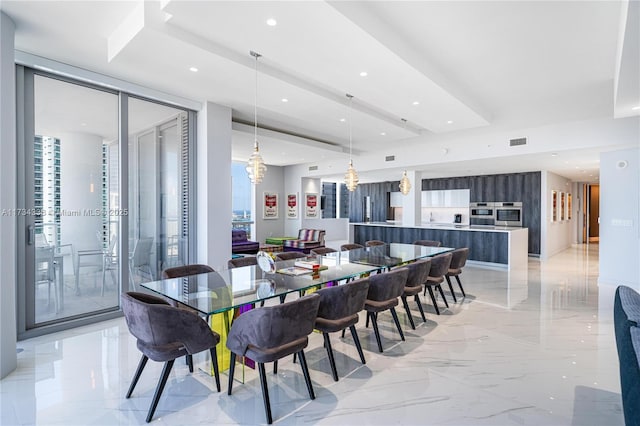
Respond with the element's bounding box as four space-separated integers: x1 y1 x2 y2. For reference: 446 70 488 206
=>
1 243 626 425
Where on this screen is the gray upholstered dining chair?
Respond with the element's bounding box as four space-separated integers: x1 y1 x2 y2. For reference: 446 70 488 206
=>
160 263 216 363
445 248 469 301
364 267 409 352
309 247 337 256
340 243 364 251
226 293 321 424
162 263 214 278
227 256 258 269
121 292 221 423
401 259 431 330
365 240 386 247
423 252 453 315
275 251 307 261
314 277 370 381
413 239 442 247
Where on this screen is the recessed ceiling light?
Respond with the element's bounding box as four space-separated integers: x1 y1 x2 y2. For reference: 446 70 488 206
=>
266 18 277 26
380 132 386 136
632 105 640 111
339 118 346 122
447 120 453 124
80 123 87 126
551 153 558 157
412 101 420 106
360 71 368 77
189 67 198 72
281 98 288 103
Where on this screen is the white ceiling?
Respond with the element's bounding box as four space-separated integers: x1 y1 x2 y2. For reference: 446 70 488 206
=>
2 0 639 181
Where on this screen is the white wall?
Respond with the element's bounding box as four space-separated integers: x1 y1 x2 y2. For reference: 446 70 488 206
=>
302 218 349 241
0 11 17 379
254 165 285 244
58 132 103 251
196 102 232 271
541 171 574 259
599 148 640 287
280 170 349 241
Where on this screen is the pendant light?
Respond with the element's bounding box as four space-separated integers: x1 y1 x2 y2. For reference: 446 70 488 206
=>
344 94 359 191
398 119 411 195
246 50 267 184
399 170 412 195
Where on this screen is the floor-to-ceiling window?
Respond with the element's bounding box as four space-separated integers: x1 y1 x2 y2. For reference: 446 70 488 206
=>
231 161 253 238
18 68 195 337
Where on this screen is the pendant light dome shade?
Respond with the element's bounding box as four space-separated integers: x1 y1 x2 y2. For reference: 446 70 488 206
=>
247 50 267 184
399 170 411 195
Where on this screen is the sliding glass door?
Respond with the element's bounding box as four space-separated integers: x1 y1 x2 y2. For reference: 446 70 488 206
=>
25 73 120 326
19 69 194 335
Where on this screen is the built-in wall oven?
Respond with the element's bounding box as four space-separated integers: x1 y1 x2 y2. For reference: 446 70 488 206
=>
469 202 495 226
494 202 522 227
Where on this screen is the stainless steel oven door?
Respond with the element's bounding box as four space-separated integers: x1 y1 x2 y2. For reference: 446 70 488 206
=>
469 202 495 219
495 206 522 226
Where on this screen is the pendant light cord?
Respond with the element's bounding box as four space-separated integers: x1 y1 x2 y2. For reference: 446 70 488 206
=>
251 51 261 149
347 94 353 162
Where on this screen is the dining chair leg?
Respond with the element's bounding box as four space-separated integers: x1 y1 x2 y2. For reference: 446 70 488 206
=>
445 276 458 303
368 312 384 353
365 312 370 328
426 286 441 315
297 350 316 400
341 329 346 338
414 294 427 322
401 296 416 330
146 359 174 423
257 362 273 425
349 325 366 365
390 307 405 341
279 294 286 304
227 353 236 395
322 332 339 381
126 354 148 398
437 284 450 308
186 354 194 373
210 347 221 392
273 360 278 374
456 275 466 297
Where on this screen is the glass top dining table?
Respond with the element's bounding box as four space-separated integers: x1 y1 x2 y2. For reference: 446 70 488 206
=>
324 243 454 269
141 243 454 316
141 258 380 316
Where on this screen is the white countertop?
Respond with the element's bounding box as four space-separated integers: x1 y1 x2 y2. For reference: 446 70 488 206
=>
351 222 527 233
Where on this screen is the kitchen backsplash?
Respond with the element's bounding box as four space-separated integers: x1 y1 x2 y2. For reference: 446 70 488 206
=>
391 207 469 224
421 207 469 224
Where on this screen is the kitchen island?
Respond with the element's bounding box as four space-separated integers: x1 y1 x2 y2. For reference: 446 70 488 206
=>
349 222 528 270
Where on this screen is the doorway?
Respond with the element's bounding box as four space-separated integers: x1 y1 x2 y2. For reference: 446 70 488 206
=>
583 184 600 243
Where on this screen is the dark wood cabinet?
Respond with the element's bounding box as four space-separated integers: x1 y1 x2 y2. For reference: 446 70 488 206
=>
348 181 398 223
353 225 509 264
350 171 541 255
